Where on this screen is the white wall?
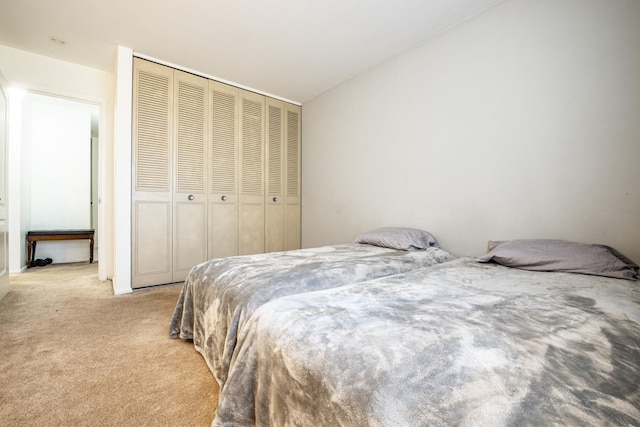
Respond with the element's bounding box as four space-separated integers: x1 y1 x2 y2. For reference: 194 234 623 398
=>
0 44 114 278
302 0 640 263
24 93 93 263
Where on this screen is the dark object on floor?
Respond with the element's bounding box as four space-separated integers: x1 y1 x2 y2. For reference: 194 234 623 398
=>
32 258 53 267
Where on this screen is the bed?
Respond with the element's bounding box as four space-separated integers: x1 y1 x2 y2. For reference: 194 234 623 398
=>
169 228 457 386
213 239 640 426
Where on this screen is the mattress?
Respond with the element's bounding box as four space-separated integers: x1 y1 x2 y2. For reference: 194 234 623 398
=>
214 257 640 426
169 243 456 386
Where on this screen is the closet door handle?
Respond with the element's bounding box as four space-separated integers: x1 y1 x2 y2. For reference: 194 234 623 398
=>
188 195 195 201
272 197 278 202
221 195 227 202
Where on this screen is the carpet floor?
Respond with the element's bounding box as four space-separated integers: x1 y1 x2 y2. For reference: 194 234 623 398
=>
0 262 218 426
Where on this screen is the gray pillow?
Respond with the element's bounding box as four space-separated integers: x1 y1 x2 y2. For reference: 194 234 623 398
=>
353 227 438 251
477 239 639 280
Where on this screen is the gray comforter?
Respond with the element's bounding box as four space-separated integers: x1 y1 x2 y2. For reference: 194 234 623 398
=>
169 244 456 386
214 257 640 426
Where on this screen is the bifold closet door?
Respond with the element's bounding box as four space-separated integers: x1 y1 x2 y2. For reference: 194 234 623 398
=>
209 81 239 258
132 59 174 288
172 70 208 282
284 103 301 250
265 98 285 252
132 58 301 286
265 100 300 253
238 90 265 255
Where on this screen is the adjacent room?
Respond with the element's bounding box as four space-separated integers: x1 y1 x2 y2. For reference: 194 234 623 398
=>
0 0 638 425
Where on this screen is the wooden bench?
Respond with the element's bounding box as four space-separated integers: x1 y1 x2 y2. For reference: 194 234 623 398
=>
26 229 95 268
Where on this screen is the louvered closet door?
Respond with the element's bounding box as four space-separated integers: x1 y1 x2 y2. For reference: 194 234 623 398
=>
284 103 301 250
265 98 285 253
209 81 239 258
173 70 208 282
132 58 174 288
238 90 265 255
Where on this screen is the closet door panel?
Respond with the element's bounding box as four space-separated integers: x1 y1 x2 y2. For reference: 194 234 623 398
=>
265 205 284 253
265 98 284 253
284 103 301 250
239 198 265 254
133 200 172 287
238 90 265 256
209 81 239 258
174 201 207 280
210 199 237 258
132 58 174 288
173 70 208 281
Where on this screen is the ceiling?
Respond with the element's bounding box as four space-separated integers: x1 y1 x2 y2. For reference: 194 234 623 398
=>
0 0 502 104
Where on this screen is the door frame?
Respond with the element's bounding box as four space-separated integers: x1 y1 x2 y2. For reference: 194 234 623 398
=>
7 88 109 281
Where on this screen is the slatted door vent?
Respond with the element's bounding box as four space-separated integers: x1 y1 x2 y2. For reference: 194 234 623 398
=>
211 90 237 194
268 105 282 194
136 71 170 192
176 81 205 193
286 110 299 196
242 99 263 195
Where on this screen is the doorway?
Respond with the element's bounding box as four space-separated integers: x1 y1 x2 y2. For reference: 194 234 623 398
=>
9 92 99 270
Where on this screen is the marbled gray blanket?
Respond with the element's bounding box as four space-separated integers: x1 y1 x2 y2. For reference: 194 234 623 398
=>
169 244 456 386
214 257 640 426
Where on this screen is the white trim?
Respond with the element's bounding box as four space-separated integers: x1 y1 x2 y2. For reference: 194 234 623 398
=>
133 52 302 106
96 100 110 282
7 88 23 274
112 46 133 295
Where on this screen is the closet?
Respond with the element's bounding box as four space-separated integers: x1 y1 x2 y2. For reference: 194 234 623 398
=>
132 58 300 288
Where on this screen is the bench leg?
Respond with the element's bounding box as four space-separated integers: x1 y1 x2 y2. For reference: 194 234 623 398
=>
27 241 36 268
90 238 94 263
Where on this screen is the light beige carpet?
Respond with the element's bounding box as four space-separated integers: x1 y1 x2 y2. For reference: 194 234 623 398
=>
0 262 218 426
